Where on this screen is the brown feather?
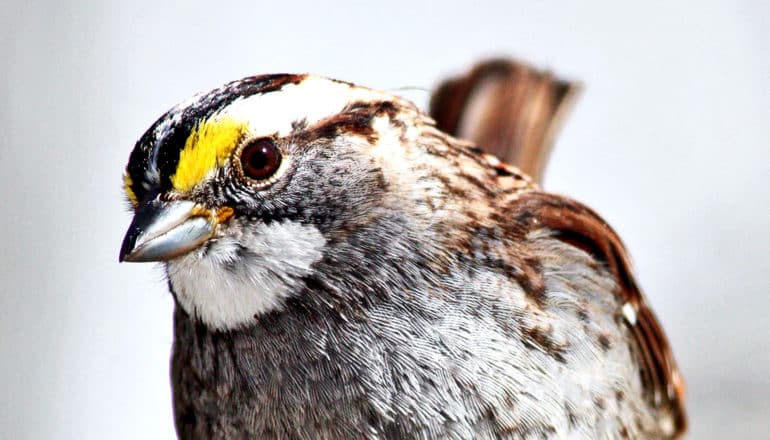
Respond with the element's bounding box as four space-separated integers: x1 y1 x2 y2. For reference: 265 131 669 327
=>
429 59 579 184
507 191 687 437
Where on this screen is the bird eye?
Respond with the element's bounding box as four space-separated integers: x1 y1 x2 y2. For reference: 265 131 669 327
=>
239 138 282 181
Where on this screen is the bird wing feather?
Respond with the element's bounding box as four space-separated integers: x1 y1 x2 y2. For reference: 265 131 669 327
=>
510 191 687 437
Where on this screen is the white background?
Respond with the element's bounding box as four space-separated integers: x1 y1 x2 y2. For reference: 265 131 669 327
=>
1 1 768 438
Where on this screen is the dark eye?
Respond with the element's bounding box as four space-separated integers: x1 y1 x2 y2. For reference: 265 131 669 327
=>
239 138 282 181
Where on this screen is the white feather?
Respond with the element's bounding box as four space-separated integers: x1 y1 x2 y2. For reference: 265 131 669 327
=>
221 76 392 138
166 220 326 330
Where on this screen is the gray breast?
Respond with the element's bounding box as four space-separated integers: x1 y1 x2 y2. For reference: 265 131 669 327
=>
170 235 664 439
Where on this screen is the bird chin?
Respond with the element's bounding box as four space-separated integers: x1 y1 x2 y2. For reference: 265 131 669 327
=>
165 220 327 331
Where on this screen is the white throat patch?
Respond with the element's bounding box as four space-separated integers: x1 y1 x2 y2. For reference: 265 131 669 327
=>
166 220 326 330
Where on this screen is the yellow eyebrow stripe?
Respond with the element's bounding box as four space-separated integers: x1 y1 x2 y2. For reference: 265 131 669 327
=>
171 116 248 193
123 171 138 207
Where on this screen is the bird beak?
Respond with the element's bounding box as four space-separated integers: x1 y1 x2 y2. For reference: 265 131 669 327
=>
119 199 234 262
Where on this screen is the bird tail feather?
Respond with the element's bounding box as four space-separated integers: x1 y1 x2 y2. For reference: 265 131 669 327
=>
429 59 580 184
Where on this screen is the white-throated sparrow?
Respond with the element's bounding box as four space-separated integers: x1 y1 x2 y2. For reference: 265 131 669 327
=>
119 60 686 439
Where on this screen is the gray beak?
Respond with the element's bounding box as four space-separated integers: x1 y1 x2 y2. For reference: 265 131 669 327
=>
119 199 233 262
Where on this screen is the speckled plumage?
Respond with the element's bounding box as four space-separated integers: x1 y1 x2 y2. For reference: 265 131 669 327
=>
121 62 686 439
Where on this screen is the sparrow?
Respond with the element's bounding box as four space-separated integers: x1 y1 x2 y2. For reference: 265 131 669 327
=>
119 60 686 439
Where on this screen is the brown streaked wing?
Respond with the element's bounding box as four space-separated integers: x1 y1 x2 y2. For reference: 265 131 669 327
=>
509 191 687 437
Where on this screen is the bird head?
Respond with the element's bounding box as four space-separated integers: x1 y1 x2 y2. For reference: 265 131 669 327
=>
119 74 471 330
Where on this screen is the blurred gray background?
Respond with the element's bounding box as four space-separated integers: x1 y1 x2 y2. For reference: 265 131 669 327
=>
2 1 768 438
